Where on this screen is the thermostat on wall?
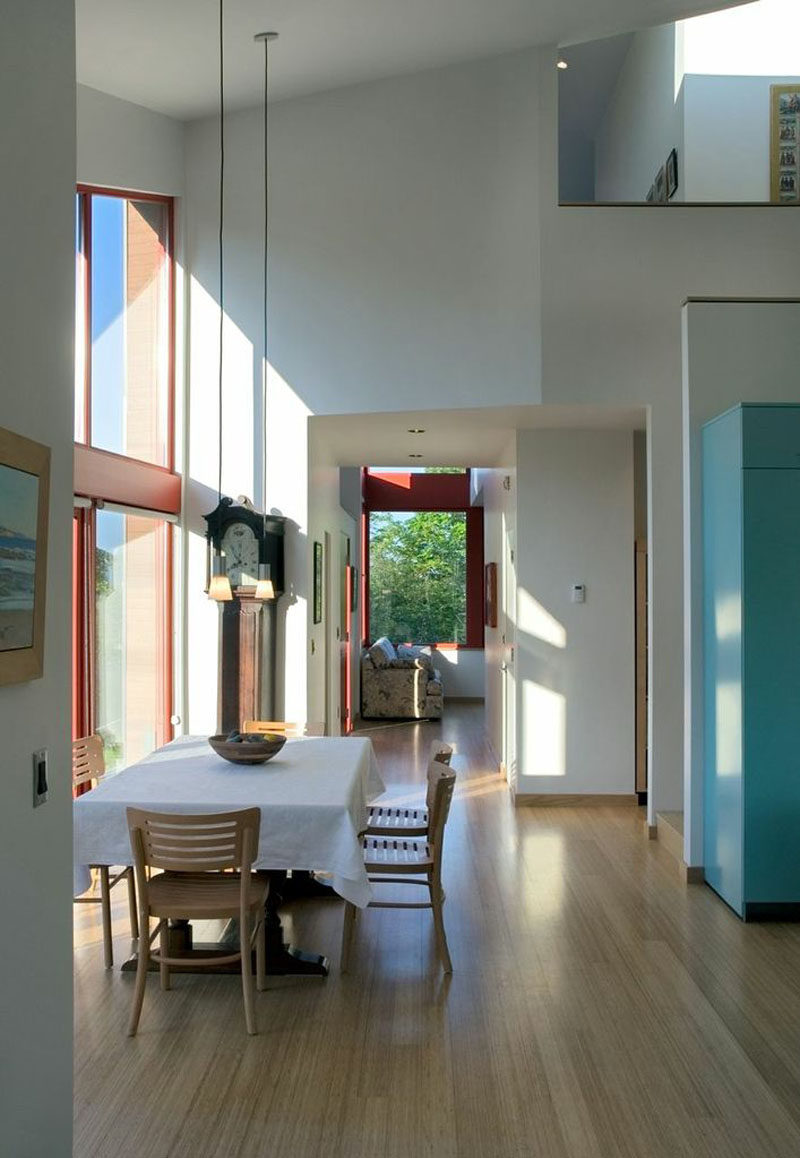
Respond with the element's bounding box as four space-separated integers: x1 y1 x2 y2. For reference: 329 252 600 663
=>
571 583 586 604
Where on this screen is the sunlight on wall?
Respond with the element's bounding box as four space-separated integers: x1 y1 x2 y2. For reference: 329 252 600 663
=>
714 592 741 643
679 1 800 78
523 680 567 777
188 276 254 496
716 680 742 778
517 587 566 649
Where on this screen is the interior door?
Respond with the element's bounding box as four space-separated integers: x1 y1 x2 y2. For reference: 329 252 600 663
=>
340 531 352 734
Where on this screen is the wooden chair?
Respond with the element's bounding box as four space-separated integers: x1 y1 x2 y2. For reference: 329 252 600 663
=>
126 807 268 1036
72 734 138 968
365 741 453 837
241 719 325 737
341 761 456 975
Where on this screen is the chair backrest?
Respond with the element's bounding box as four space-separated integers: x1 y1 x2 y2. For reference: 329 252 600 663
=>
242 719 325 738
126 808 261 875
427 764 456 868
425 742 453 812
72 734 105 789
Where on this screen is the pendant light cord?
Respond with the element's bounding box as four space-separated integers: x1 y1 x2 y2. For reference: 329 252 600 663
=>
218 0 225 507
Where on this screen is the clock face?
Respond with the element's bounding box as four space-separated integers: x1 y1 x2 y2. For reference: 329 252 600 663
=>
221 522 260 588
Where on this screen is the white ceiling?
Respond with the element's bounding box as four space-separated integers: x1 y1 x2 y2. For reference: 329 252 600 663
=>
310 404 646 468
76 0 748 121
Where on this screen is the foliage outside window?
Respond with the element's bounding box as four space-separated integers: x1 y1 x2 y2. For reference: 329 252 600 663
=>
369 511 466 644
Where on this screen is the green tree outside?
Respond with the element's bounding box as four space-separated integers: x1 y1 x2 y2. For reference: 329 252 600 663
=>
369 510 466 643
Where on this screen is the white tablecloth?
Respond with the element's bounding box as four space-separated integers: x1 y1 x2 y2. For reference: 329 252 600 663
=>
73 735 384 908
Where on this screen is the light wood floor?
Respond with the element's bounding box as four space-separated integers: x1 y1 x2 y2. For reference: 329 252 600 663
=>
75 705 800 1158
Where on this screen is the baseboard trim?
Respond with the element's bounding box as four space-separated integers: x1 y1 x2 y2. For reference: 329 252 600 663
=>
515 793 638 808
742 901 800 922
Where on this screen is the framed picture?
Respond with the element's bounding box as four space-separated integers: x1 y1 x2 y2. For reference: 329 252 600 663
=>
485 562 498 629
654 166 667 204
0 426 50 686
771 85 800 203
666 148 679 200
313 540 323 624
350 564 359 613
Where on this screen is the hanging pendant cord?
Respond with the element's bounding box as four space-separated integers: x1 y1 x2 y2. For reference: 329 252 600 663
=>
218 0 225 507
263 37 269 521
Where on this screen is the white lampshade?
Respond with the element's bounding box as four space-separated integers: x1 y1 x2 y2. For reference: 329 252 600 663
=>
209 553 233 602
254 562 275 600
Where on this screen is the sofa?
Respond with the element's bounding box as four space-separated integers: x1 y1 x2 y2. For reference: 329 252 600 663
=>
360 637 443 720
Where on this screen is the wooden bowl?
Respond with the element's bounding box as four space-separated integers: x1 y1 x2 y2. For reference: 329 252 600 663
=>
208 733 286 765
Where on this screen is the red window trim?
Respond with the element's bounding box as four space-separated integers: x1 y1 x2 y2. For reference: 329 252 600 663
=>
362 469 484 648
72 184 177 753
76 185 176 473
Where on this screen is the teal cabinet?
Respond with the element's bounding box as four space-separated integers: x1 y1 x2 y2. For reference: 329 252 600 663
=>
703 404 800 919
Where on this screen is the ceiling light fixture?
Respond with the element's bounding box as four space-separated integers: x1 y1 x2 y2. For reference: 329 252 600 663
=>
556 58 568 70
253 29 278 601
409 453 424 459
407 427 426 434
208 0 233 601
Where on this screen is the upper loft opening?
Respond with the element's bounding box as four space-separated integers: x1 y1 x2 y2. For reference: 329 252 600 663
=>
558 0 800 205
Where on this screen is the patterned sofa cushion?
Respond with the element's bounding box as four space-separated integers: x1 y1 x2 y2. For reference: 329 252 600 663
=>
396 643 433 670
367 636 397 668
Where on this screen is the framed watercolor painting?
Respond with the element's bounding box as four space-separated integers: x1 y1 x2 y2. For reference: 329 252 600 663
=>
0 426 50 686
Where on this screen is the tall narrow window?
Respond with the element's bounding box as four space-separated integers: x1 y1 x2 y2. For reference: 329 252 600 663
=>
94 510 171 773
73 187 176 758
88 195 171 466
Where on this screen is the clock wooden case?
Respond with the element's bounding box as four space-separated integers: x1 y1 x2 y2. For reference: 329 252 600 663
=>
203 498 286 734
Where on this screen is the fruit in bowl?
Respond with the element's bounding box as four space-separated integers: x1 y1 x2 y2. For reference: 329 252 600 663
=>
208 732 286 765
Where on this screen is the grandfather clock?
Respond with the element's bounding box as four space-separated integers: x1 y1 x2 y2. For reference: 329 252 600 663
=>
204 498 286 734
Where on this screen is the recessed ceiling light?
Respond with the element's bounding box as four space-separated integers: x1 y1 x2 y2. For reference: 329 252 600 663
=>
407 427 426 434
408 453 423 459
556 58 568 70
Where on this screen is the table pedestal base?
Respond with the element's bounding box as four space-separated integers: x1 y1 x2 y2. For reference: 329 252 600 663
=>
120 871 332 977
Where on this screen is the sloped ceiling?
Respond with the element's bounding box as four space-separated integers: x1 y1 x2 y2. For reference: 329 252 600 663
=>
76 0 749 120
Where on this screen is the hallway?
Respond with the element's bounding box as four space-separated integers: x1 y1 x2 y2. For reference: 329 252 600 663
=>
75 705 800 1157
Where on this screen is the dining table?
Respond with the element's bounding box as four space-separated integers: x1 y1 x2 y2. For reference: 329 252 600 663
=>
73 733 385 976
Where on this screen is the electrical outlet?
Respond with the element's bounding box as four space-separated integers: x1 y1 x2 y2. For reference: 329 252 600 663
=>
33 749 48 807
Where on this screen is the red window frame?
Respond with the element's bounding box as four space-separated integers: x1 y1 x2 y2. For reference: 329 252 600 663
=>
72 186 177 752
361 469 484 649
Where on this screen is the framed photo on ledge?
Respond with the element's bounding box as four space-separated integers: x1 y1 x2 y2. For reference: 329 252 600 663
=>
0 426 50 686
771 84 800 203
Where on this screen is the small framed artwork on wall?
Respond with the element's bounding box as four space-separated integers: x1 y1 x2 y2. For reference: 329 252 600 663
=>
0 426 50 686
313 540 323 624
771 84 800 203
666 148 679 199
485 562 498 629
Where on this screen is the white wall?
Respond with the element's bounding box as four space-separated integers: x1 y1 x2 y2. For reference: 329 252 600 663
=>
538 51 800 824
0 6 75 1154
514 430 635 795
683 74 800 202
183 50 542 727
77 84 184 194
595 24 683 202
475 455 517 770
682 300 800 866
430 648 484 698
